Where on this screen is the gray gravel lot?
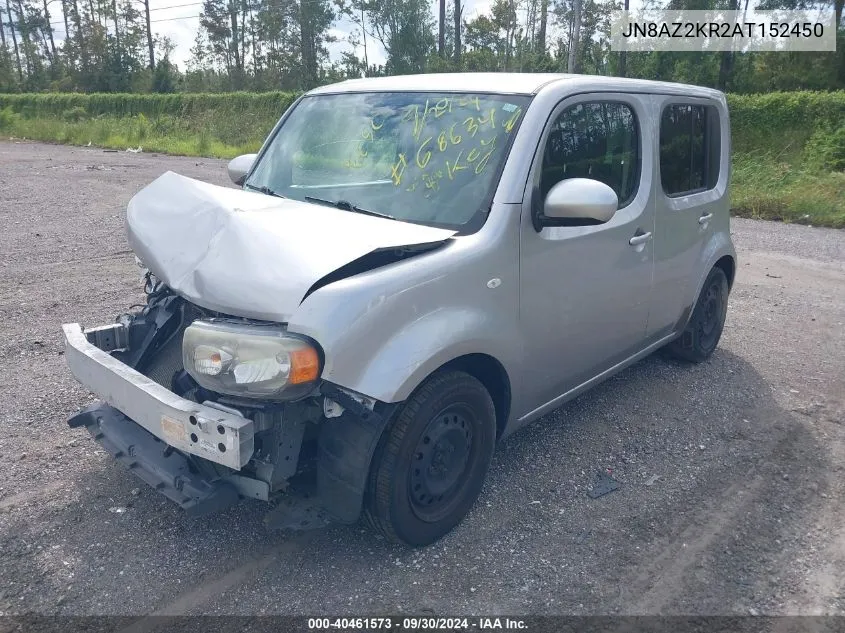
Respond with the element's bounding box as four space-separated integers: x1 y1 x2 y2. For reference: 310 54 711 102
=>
0 140 843 617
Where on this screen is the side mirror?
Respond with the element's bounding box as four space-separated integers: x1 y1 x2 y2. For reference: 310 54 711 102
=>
536 178 619 229
227 153 257 186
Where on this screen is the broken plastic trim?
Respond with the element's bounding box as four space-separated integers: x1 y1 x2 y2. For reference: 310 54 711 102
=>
319 382 383 426
300 240 449 304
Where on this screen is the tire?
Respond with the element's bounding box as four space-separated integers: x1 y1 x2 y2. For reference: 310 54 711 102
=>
665 267 729 363
364 370 497 546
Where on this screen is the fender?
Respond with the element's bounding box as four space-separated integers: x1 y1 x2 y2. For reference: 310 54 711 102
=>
338 306 522 403
288 207 522 405
290 224 521 523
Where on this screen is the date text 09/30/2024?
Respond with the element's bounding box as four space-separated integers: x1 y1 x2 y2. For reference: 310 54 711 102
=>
307 617 528 630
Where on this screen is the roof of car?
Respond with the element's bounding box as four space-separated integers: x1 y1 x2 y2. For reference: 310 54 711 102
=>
306 73 725 99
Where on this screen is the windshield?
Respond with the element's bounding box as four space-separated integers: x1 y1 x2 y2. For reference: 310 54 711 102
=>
245 92 530 230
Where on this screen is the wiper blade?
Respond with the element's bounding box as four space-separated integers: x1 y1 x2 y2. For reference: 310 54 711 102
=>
304 195 396 220
244 183 285 198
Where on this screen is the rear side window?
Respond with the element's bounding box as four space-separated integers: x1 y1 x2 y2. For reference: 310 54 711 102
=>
540 101 640 207
659 104 720 196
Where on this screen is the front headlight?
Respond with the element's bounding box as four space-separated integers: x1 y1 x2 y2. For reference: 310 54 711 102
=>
182 320 321 400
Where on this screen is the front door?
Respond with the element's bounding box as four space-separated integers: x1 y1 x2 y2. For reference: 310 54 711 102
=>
518 93 656 417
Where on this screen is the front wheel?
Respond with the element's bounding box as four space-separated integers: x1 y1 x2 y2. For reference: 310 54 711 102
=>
365 370 496 546
664 267 729 363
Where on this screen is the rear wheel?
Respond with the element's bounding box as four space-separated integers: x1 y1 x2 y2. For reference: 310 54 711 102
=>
365 370 496 546
665 267 729 362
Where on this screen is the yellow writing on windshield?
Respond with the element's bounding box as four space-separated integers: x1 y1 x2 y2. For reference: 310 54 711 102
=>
402 96 491 142
456 95 481 111
474 137 497 174
416 136 433 169
393 101 515 192
332 99 519 191
504 107 523 133
391 153 407 186
432 98 452 118
446 150 467 180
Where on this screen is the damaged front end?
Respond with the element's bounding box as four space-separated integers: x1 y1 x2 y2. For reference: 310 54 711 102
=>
63 275 393 527
62 171 458 527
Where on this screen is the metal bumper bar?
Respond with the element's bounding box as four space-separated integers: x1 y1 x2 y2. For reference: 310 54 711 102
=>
62 322 254 470
69 402 239 515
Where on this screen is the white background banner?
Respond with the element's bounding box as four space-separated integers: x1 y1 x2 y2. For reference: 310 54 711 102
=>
611 9 837 52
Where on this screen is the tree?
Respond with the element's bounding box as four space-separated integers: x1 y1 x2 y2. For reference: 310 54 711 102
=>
453 0 460 62
617 0 627 77
438 0 445 56
537 0 548 54
198 0 240 80
40 0 56 64
142 0 153 69
297 0 334 88
567 0 582 72
1 0 843 94
342 0 434 75
152 55 175 91
5 0 24 82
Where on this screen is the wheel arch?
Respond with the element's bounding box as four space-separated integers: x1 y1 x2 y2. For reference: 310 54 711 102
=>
714 254 736 289
439 353 512 439
315 352 512 525
677 239 737 332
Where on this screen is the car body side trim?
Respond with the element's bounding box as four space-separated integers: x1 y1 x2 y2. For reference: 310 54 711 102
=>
513 332 677 430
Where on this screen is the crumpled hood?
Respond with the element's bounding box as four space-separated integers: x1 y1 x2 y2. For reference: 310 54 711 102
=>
126 172 456 322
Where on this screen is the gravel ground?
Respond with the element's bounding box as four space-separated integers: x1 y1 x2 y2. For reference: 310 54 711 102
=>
0 140 843 618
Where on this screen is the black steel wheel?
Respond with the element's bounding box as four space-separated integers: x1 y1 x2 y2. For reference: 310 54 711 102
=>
665 267 729 363
365 370 496 546
408 405 474 523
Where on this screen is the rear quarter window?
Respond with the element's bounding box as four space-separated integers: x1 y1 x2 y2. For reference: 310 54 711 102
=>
659 104 721 197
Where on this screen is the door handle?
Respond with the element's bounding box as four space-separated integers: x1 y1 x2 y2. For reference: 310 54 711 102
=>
698 213 714 225
629 231 652 246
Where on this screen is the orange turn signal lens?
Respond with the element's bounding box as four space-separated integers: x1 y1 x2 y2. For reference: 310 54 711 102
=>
289 346 320 384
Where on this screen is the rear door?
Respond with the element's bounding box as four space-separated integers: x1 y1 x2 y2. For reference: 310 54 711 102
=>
647 97 726 337
517 93 656 416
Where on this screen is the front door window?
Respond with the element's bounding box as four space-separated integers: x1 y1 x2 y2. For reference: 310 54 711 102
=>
539 101 640 207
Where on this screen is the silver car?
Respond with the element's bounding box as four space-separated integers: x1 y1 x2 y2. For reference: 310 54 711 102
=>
63 73 736 546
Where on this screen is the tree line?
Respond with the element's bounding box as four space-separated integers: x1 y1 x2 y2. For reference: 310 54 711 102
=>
0 0 843 94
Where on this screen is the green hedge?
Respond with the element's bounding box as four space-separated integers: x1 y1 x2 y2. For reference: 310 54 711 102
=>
725 91 845 228
0 91 298 118
727 91 845 157
2 89 842 155
0 91 300 154
727 91 845 133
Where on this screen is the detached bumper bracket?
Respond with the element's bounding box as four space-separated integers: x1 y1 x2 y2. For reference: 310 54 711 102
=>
69 402 239 516
319 382 383 426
